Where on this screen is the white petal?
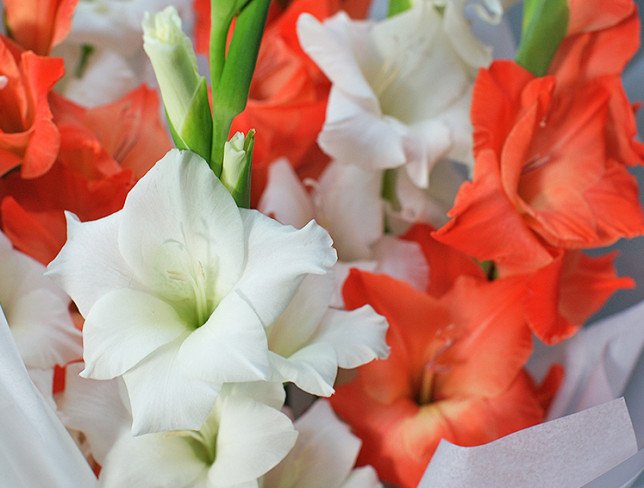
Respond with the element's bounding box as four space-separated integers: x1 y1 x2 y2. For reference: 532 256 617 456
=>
312 306 389 369
177 291 270 384
10 288 81 369
235 210 336 327
0 308 97 487
27 368 55 410
47 211 135 318
122 337 221 434
225 381 286 411
259 159 315 229
59 364 130 464
0 236 81 369
267 273 334 357
118 149 245 304
264 400 362 488
372 236 429 292
81 289 190 380
318 88 407 170
342 466 382 488
209 394 297 486
444 1 493 69
314 162 383 262
269 348 337 397
297 13 378 102
100 431 208 488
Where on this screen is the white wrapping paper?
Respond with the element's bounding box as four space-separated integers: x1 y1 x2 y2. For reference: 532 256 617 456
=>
419 398 638 488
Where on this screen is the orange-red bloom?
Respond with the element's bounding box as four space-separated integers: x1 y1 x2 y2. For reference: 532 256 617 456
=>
3 0 77 55
331 269 556 487
434 59 644 275
0 36 63 178
0 86 170 264
406 224 633 344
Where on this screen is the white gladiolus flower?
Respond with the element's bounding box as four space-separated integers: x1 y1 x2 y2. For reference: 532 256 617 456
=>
48 149 336 434
263 400 381 488
60 365 297 488
0 231 81 387
267 273 389 397
297 2 490 189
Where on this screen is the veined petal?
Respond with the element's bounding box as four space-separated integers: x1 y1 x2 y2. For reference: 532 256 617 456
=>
177 291 270 384
235 210 336 327
100 430 209 488
117 149 245 304
47 211 135 317
81 289 190 380
209 393 297 486
123 337 221 435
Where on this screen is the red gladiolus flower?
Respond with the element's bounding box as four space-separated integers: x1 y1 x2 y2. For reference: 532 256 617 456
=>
0 86 170 264
0 37 63 178
3 0 77 55
434 60 644 275
332 269 557 487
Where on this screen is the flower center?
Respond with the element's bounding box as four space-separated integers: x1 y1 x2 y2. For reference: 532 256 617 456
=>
415 325 456 406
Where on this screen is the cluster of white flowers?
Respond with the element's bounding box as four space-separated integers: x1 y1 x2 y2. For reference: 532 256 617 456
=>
42 149 389 485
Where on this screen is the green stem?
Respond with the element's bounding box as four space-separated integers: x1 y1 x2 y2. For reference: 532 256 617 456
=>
387 0 412 17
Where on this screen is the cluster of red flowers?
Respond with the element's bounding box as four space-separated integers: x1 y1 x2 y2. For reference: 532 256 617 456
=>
0 0 171 267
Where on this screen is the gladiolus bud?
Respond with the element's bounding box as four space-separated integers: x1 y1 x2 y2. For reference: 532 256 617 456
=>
143 7 212 160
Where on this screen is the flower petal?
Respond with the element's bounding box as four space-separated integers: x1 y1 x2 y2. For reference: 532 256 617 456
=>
177 291 270 384
81 288 190 380
269 347 337 397
47 211 135 317
100 430 208 488
117 149 245 303
235 209 336 327
209 392 297 486
259 158 316 229
123 337 221 434
313 305 390 369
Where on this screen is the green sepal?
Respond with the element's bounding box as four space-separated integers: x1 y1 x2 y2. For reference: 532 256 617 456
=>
165 78 213 162
387 0 412 17
516 0 569 77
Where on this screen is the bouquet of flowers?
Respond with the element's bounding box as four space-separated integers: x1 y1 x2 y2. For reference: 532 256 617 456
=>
0 0 642 486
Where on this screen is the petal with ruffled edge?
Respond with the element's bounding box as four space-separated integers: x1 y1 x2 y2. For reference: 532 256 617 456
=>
122 337 221 434
235 210 336 328
47 211 135 317
81 288 190 380
311 306 389 370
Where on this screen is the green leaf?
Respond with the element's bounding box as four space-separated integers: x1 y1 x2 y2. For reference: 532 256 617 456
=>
516 0 569 77
387 0 412 17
